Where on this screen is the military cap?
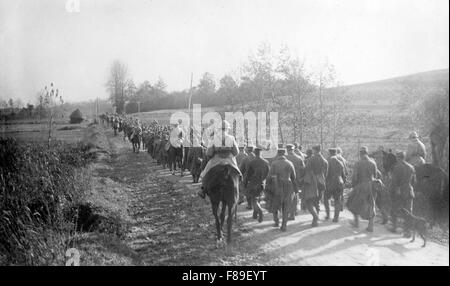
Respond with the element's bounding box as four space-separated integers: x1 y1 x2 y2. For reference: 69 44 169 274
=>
312 145 321 152
409 131 419 139
277 148 286 154
396 151 406 159
360 146 369 154
246 143 255 150
328 148 337 155
286 144 295 150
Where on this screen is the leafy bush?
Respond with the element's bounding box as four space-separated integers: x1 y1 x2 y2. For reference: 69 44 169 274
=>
69 109 83 124
0 138 94 265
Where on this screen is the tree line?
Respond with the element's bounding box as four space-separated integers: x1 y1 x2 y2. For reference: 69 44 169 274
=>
106 43 348 146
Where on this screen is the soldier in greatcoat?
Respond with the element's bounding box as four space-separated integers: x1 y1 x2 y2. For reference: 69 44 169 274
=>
286 144 306 220
240 145 256 209
307 145 328 215
347 146 378 232
266 148 297 231
390 151 416 237
325 148 346 222
243 147 270 222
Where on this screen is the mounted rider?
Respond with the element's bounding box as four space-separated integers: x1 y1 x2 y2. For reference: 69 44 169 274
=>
406 131 426 167
130 119 142 140
198 120 242 199
169 120 184 175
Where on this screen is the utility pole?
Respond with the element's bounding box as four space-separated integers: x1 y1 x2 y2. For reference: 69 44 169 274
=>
333 90 337 147
187 73 193 116
319 73 323 150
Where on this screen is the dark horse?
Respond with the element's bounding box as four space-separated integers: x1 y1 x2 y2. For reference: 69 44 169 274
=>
378 150 449 227
414 163 449 227
131 132 141 153
202 164 240 244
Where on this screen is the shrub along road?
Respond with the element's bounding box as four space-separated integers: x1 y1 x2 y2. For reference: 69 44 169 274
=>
92 125 449 266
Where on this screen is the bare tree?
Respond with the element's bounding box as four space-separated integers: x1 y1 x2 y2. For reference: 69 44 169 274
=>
313 61 337 149
276 47 314 145
106 60 128 114
37 83 64 147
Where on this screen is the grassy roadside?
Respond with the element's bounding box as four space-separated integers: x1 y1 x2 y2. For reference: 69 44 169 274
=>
67 123 140 266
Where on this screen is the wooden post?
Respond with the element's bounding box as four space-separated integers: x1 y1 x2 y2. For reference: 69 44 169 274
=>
187 73 193 115
333 90 337 147
319 74 323 150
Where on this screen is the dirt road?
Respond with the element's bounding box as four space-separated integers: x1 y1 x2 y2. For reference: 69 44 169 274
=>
95 126 449 266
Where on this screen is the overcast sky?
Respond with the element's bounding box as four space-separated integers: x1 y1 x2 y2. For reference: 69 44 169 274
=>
0 0 448 104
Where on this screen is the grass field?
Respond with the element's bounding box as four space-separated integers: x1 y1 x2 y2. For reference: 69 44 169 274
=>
0 120 88 143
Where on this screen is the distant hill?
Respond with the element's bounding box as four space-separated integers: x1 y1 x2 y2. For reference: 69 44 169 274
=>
331 69 449 105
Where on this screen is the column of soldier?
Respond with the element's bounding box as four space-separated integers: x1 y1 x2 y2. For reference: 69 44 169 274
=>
237 134 422 236
101 113 423 238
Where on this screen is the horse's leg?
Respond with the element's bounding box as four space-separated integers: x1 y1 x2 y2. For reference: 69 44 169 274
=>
227 202 235 244
220 202 227 232
211 201 222 242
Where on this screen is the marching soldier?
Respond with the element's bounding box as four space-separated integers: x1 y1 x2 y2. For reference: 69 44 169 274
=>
294 143 306 160
285 144 306 220
236 145 247 167
243 147 270 222
348 146 378 232
240 144 256 210
390 151 416 237
406 131 426 167
325 148 346 222
267 148 297 231
307 145 328 215
336 147 349 179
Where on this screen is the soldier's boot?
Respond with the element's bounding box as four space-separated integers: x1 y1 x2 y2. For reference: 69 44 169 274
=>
280 221 287 232
258 209 264 223
288 208 296 221
246 197 252 210
390 216 398 233
306 201 319 227
311 217 319 227
273 211 280 227
332 209 340 223
324 199 331 220
251 199 258 219
381 213 388 225
281 208 288 231
332 199 342 222
366 218 374 232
